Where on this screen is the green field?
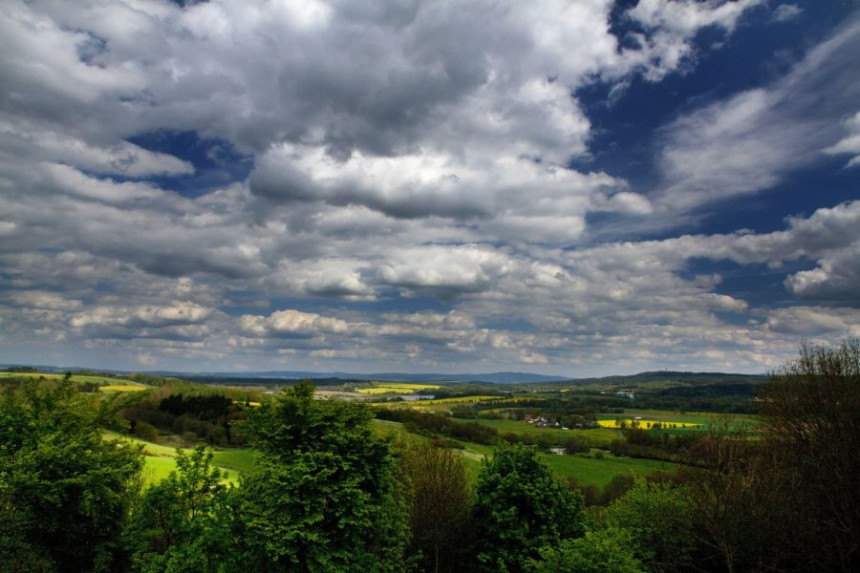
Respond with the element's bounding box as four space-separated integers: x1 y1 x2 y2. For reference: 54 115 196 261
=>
455 441 677 487
0 371 132 385
463 418 622 446
540 452 678 488
102 431 256 485
0 371 150 392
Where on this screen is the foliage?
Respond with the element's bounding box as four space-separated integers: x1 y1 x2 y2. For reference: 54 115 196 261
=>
126 443 234 573
236 380 411 572
398 440 472 573
0 380 143 572
471 443 584 573
757 339 860 572
376 407 500 444
529 528 643 573
600 479 696 572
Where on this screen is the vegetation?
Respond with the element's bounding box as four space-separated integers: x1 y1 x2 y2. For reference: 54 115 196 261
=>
0 379 143 572
472 443 584 572
0 341 855 572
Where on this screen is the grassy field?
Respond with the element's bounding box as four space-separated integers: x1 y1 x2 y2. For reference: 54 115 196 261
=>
464 418 622 446
0 372 134 385
455 441 677 487
540 452 678 488
0 372 151 393
102 431 256 485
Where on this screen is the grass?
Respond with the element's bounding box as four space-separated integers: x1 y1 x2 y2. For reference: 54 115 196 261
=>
464 418 621 446
102 431 253 485
453 441 677 487
539 452 678 488
593 409 762 429
0 372 151 393
0 372 137 385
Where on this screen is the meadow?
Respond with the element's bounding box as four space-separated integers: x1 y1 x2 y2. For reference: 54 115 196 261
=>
102 431 258 485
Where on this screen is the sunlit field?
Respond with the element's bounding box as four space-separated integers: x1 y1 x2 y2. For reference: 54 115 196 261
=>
356 382 441 394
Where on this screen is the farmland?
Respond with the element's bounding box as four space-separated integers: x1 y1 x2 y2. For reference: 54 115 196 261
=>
356 381 441 394
103 431 257 485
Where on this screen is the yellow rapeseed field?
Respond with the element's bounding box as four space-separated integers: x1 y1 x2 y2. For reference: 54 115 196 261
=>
356 382 441 394
100 384 148 392
597 419 701 429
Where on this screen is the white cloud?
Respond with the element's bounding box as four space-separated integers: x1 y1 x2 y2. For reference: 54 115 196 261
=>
654 17 860 211
772 4 802 23
3 0 853 375
823 111 860 168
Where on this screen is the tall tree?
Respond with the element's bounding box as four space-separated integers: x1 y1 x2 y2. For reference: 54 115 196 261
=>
0 380 143 572
398 440 472 573
471 443 584 573
759 340 860 572
236 380 411 572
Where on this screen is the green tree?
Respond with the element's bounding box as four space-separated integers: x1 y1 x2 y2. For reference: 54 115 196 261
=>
126 443 233 572
529 527 643 573
236 380 411 572
600 479 696 572
0 380 143 572
398 440 472 573
472 443 584 573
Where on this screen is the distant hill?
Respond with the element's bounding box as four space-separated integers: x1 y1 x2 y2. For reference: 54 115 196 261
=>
170 370 568 385
2 364 764 388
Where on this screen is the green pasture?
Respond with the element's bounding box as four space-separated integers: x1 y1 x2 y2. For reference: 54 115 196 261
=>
0 371 129 385
593 409 762 431
0 372 150 393
463 418 621 446
102 431 256 485
540 452 678 488
456 442 677 488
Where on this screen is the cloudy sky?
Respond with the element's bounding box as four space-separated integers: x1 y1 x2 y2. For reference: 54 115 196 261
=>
1 0 858 376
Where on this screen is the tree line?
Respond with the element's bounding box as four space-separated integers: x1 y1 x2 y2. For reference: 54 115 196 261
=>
1 341 857 572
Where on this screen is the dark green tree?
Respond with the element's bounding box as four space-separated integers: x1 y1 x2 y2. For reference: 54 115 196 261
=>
0 380 143 572
236 380 411 572
529 528 643 573
472 443 584 573
126 443 233 572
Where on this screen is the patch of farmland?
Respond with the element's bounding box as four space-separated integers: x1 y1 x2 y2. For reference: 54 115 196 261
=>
102 431 249 485
540 452 679 488
597 419 702 429
100 384 149 392
466 418 620 446
356 382 442 394
0 371 138 386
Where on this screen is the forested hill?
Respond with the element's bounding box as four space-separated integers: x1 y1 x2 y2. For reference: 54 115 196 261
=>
558 371 766 388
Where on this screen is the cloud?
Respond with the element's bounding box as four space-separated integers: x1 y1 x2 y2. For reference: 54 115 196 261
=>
766 306 860 337
771 4 802 23
0 123 194 177
653 15 860 211
3 0 852 375
823 111 860 168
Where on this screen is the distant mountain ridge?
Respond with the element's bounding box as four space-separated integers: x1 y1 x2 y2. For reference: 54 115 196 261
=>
169 370 568 384
2 363 764 385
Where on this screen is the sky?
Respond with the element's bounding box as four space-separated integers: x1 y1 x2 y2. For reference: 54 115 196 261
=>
1 0 858 377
